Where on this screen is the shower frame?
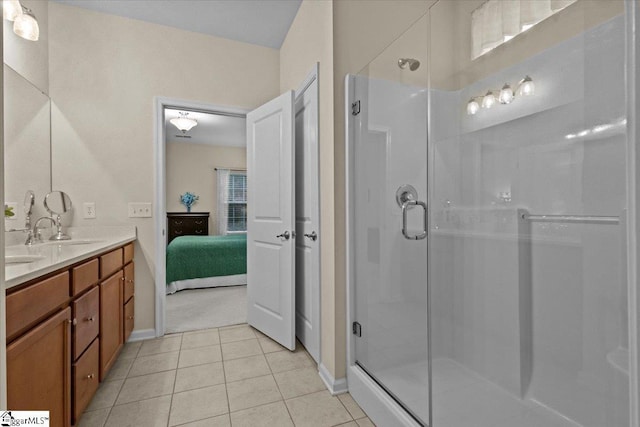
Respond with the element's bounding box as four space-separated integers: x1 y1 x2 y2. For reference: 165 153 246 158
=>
344 1 640 426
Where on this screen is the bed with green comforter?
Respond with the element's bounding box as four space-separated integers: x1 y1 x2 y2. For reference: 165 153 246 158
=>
166 234 247 294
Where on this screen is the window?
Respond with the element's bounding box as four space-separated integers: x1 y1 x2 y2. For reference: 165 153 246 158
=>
226 172 247 232
217 169 247 234
471 0 577 60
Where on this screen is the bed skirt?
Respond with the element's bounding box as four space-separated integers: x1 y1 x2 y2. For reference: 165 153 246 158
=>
166 274 247 295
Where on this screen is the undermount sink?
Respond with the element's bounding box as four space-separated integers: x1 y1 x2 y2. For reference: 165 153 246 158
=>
41 239 102 246
5 254 46 264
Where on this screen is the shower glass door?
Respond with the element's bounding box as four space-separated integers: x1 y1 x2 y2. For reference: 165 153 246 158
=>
351 14 430 425
429 1 630 426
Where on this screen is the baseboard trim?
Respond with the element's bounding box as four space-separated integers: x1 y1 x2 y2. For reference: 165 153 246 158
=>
319 363 348 395
127 329 156 342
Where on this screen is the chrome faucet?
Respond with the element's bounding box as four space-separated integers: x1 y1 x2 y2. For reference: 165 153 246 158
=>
30 217 57 245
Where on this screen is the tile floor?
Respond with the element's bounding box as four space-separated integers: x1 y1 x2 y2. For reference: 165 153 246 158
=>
78 324 374 427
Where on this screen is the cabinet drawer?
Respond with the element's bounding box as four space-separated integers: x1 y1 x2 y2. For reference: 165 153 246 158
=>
123 262 135 303
72 286 99 360
100 248 123 279
124 242 134 264
7 271 70 340
72 259 99 296
73 338 99 424
124 297 134 343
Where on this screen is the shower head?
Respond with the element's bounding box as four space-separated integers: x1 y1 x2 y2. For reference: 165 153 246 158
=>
398 58 420 71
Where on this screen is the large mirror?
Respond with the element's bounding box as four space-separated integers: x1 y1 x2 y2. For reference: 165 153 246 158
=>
4 65 51 232
3 0 51 236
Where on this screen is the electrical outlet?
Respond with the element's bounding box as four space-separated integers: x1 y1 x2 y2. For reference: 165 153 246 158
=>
5 202 18 220
128 202 152 218
83 202 96 219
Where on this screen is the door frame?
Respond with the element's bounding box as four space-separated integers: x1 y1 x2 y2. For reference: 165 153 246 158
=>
153 96 248 337
294 63 321 362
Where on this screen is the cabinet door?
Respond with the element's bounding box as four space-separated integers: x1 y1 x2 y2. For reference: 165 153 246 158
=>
7 307 71 427
123 262 135 303
99 271 123 380
124 297 135 343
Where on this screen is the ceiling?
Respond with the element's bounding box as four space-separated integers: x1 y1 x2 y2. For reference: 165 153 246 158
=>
165 109 246 147
52 0 302 49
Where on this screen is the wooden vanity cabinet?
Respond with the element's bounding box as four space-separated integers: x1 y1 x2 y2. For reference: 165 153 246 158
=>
6 241 135 427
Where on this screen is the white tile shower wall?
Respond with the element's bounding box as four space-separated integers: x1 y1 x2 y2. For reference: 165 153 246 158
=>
429 14 628 426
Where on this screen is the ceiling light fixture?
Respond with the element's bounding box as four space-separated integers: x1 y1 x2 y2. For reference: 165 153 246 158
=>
517 75 535 96
498 83 514 104
13 6 39 41
170 112 198 133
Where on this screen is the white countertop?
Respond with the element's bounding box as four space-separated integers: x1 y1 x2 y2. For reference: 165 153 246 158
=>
4 226 137 290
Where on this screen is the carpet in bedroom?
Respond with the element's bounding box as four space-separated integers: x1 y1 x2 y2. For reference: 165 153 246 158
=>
165 285 247 333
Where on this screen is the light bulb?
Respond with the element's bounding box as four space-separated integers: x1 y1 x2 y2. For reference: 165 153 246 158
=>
481 91 496 109
498 84 514 104
13 9 39 41
467 99 480 115
3 0 21 21
518 76 535 96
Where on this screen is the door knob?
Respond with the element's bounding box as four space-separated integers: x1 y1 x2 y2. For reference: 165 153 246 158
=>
276 231 290 240
304 231 317 241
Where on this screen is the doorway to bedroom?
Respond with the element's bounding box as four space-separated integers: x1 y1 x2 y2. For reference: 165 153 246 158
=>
163 106 249 333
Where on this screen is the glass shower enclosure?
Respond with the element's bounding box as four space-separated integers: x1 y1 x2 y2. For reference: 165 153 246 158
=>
346 1 633 426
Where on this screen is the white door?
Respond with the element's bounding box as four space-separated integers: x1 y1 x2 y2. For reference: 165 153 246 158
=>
294 65 320 362
246 91 296 351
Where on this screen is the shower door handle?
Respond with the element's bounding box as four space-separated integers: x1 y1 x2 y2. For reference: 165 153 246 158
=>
402 200 427 240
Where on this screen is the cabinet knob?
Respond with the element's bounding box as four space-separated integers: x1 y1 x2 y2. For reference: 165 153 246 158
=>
71 318 77 326
127 316 134 320
86 373 95 379
86 316 95 322
121 277 126 281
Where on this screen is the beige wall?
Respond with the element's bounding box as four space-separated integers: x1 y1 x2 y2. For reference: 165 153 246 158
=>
166 142 246 235
279 0 336 376
48 2 279 332
331 0 434 380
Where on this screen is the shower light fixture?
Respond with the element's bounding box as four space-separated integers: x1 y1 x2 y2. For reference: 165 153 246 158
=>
170 111 198 133
481 91 497 109
466 98 481 115
498 84 514 104
466 76 535 115
518 76 535 96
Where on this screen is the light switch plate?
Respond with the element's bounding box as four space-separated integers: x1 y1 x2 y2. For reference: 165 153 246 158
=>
128 202 152 218
83 202 96 219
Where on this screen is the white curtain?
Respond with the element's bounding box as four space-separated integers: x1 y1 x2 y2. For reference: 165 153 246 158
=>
216 168 230 235
471 0 576 59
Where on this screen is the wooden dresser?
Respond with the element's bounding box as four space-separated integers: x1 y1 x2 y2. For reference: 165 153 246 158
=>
167 212 210 244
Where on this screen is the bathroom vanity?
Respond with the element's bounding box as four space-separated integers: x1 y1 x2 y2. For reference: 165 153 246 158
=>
4 226 136 426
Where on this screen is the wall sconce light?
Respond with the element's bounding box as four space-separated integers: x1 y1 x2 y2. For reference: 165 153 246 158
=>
2 1 40 41
170 112 198 133
467 76 535 115
3 0 20 21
